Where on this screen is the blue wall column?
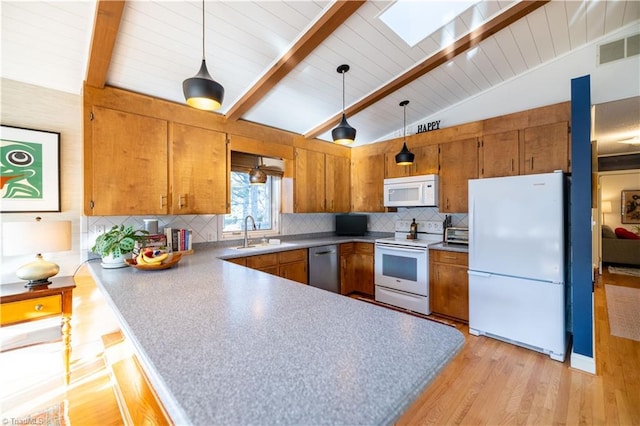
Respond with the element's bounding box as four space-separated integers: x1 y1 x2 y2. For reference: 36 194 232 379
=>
570 75 593 360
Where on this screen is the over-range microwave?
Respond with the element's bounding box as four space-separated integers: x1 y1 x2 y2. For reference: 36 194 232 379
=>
383 174 438 207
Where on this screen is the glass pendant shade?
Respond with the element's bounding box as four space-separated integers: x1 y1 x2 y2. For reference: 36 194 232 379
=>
249 157 267 185
395 142 415 165
183 60 224 111
332 113 357 145
395 100 414 165
249 166 267 185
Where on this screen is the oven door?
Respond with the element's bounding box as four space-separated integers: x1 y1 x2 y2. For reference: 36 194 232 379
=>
374 243 428 296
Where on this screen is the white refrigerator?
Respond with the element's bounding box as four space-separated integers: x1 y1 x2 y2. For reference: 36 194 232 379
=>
468 171 567 361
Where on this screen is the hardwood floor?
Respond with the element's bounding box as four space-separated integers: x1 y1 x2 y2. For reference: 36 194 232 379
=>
398 267 640 425
1 266 638 425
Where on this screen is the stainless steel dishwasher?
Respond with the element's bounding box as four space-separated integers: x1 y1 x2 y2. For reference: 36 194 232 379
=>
308 245 339 293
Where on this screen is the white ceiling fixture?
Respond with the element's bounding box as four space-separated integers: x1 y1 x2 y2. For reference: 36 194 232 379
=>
378 0 480 47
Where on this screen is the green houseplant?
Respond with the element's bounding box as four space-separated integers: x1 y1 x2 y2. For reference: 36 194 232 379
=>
92 225 148 267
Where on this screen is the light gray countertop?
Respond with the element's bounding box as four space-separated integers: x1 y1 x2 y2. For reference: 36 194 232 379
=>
87 236 465 425
214 235 378 259
429 242 469 253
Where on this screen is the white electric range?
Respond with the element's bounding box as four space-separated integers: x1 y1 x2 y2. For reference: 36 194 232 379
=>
374 220 444 315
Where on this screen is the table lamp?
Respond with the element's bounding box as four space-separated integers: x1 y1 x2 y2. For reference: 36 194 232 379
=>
2 217 72 287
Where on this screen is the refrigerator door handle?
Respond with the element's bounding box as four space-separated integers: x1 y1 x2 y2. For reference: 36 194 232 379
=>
468 270 492 278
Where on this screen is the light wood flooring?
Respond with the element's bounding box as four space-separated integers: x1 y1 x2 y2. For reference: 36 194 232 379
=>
1 266 638 425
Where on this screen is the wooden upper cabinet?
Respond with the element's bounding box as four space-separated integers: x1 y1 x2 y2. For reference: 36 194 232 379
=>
294 149 350 213
351 153 385 212
412 144 439 175
522 121 570 174
480 130 519 178
90 106 168 216
385 144 438 178
325 154 350 213
438 138 478 213
385 152 409 178
169 123 228 214
294 148 325 213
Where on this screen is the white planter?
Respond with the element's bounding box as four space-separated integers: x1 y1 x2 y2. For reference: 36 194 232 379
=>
101 253 130 269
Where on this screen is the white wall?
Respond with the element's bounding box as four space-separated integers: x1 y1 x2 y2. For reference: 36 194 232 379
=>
1 78 84 283
600 170 640 231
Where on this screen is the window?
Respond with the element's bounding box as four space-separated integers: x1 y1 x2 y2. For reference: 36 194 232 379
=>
220 169 281 239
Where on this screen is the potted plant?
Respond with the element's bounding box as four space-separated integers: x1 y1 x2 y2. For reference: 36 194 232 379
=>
92 224 148 268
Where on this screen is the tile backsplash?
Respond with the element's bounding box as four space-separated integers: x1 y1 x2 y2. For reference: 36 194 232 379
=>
83 208 468 250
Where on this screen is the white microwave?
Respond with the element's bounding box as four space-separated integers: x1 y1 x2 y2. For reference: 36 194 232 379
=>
383 174 438 207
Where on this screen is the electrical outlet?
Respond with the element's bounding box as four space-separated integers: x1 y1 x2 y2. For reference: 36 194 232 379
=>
94 225 105 234
207 232 216 241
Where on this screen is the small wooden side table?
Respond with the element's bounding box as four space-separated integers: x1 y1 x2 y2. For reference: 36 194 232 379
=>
1 276 76 385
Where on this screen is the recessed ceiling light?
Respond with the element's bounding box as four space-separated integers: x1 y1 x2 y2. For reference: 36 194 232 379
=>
379 0 479 47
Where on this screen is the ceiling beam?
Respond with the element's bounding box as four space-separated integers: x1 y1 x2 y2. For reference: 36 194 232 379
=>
85 0 125 88
304 0 550 140
225 0 366 121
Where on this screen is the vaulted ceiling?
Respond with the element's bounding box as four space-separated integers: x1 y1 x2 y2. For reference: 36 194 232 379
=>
1 1 639 151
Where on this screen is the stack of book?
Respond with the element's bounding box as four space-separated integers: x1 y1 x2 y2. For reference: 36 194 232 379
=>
164 228 193 253
134 234 168 255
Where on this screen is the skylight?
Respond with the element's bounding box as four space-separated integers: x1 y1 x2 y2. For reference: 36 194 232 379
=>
379 0 479 47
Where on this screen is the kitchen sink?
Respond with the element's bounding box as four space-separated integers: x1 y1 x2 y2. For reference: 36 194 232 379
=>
233 242 295 250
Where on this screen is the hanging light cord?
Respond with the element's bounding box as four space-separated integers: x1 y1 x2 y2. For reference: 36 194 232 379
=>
403 103 406 140
201 0 205 60
341 71 345 113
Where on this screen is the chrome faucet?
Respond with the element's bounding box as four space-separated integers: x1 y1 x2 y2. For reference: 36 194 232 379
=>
243 215 256 248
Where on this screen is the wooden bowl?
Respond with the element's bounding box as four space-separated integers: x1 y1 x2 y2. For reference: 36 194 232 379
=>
125 252 183 271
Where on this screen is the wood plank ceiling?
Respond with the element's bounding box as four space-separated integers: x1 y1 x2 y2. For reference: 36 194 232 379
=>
2 1 639 149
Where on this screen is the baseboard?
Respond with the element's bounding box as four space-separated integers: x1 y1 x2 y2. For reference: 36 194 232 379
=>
570 351 596 374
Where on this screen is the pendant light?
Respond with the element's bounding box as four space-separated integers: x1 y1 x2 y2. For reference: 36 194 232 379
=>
395 100 415 165
183 0 224 111
332 64 356 145
249 156 267 185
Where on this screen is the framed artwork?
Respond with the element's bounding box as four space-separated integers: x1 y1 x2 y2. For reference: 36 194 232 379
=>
0 125 61 212
621 189 640 224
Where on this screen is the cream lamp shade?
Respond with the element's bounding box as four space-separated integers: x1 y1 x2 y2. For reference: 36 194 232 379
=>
2 217 72 287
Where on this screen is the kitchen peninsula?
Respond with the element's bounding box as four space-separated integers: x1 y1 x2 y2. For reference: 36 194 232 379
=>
87 241 465 425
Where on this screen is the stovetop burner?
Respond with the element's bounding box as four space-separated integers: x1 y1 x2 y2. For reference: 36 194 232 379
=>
375 220 444 248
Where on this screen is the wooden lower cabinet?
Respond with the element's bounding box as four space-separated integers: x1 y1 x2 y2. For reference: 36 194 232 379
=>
277 249 308 284
429 249 469 322
229 249 308 284
102 331 171 425
340 243 374 296
226 257 247 266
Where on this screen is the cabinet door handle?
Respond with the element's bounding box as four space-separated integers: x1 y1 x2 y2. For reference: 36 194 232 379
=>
35 304 44 311
160 195 168 208
511 158 514 172
178 194 188 209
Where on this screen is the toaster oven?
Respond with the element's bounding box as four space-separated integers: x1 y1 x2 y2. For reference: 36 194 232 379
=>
445 227 469 245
